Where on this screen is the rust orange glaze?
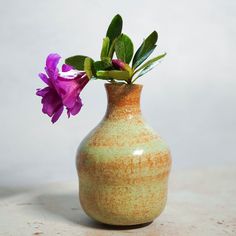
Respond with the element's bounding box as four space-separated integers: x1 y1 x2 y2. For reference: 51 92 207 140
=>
76 83 172 226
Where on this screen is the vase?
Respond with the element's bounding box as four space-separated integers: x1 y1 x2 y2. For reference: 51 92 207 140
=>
76 83 171 226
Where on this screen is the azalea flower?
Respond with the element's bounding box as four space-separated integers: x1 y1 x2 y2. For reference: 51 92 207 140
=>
36 53 89 123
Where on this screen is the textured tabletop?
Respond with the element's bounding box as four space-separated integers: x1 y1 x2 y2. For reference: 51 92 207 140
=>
0 166 235 236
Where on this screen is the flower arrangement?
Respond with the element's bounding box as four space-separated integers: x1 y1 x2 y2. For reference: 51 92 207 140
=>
36 14 166 123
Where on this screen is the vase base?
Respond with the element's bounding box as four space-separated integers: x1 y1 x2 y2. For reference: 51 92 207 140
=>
94 220 153 229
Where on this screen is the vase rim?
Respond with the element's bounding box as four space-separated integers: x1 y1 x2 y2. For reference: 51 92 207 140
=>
104 83 143 88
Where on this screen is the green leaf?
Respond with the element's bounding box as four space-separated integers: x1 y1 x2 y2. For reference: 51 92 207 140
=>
133 45 156 70
84 58 94 79
134 53 166 74
108 38 117 59
96 70 130 81
132 31 158 69
102 57 112 65
134 64 155 79
100 37 110 60
65 55 88 70
132 53 166 82
94 60 112 71
115 34 134 64
106 14 123 44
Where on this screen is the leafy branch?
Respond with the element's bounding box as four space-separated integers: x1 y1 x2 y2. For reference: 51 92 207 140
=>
65 14 166 84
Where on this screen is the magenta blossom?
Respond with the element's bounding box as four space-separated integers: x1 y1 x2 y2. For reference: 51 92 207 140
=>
36 53 89 123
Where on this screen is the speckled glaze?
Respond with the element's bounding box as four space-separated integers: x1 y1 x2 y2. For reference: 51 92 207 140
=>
76 83 171 226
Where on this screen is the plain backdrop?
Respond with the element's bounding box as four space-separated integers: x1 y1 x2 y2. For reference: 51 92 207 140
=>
0 0 235 187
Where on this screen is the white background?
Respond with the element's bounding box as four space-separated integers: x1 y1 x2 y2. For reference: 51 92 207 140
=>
0 0 235 187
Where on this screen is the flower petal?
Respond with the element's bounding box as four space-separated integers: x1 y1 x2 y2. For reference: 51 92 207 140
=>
59 70 85 79
77 75 89 91
36 87 50 97
51 106 64 123
46 53 61 72
42 89 62 117
55 77 79 108
67 97 83 117
62 64 73 72
38 73 50 85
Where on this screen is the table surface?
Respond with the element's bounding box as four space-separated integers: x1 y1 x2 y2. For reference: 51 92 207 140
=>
0 166 235 236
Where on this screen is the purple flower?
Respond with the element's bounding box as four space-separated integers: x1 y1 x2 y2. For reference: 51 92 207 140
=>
36 53 89 123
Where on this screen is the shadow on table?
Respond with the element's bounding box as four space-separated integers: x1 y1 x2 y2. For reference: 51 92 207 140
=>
34 192 153 231
0 186 30 199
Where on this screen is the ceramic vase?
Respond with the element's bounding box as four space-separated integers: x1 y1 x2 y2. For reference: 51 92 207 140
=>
76 83 171 226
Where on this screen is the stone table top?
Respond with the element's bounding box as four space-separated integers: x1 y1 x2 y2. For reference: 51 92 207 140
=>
0 166 235 236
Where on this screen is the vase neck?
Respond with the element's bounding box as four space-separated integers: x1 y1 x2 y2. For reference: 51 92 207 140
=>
104 83 143 120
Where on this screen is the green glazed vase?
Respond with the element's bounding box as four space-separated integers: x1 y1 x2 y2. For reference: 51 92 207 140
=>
76 83 171 226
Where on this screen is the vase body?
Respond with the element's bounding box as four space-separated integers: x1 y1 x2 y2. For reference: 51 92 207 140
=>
76 83 171 226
